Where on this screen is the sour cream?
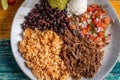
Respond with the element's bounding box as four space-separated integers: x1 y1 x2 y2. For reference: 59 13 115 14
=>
67 0 87 15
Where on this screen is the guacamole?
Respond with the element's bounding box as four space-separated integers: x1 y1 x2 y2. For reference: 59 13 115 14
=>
48 0 69 10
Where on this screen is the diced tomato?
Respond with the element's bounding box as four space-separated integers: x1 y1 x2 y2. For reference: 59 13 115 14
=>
95 13 101 17
92 14 96 19
102 38 106 42
104 17 111 24
96 21 102 27
96 21 107 30
94 36 101 42
98 31 104 38
98 41 104 47
92 18 97 25
91 4 98 8
8 0 16 5
89 35 95 40
82 26 91 35
86 26 91 32
96 7 101 11
87 7 94 12
101 10 107 15
101 22 108 29
81 16 87 21
82 29 88 35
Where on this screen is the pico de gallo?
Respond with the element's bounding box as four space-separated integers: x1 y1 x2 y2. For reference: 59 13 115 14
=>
69 4 111 46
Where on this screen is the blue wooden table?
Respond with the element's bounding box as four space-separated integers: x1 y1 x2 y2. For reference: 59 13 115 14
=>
0 39 120 80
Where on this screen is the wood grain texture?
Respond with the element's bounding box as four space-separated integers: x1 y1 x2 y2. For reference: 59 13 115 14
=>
0 73 28 80
105 73 120 80
0 56 22 72
0 39 29 79
110 0 120 18
0 39 12 56
0 0 24 38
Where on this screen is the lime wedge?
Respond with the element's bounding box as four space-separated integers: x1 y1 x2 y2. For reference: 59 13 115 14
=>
1 0 9 10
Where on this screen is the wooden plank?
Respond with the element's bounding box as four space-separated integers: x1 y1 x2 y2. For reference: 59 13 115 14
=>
0 73 29 80
0 47 11 51
0 56 22 72
0 0 25 38
0 39 12 56
0 51 12 56
104 73 120 80
1 73 119 80
113 62 120 69
110 0 120 18
110 62 120 73
111 68 120 73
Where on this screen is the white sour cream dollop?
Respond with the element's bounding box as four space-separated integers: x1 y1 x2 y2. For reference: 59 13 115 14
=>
67 0 87 15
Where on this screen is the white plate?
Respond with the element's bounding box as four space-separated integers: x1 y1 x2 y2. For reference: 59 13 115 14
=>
10 0 120 80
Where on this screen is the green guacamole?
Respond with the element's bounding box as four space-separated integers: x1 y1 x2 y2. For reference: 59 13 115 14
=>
48 0 69 10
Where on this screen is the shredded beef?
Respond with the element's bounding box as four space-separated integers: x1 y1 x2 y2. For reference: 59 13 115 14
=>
60 29 104 79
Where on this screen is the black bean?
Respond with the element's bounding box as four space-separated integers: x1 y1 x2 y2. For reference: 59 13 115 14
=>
46 18 49 22
22 0 69 35
57 19 60 24
35 4 39 8
62 23 67 27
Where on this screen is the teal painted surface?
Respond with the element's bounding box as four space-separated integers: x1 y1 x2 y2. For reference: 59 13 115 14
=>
0 73 29 80
0 56 22 72
0 39 29 80
0 39 120 80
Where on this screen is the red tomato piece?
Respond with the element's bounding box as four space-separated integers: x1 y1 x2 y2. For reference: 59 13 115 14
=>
92 18 97 25
98 31 104 38
82 29 88 35
104 17 111 24
96 21 102 27
87 7 94 12
8 0 16 5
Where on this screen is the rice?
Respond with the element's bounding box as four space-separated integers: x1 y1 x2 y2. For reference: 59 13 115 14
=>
18 28 69 80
